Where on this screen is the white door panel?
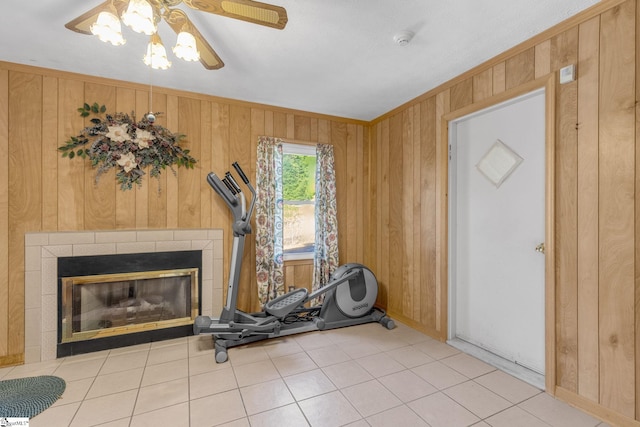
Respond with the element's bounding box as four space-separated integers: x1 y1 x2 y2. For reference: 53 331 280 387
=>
450 90 545 374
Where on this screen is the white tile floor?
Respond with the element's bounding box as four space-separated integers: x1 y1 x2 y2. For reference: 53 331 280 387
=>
0 321 613 427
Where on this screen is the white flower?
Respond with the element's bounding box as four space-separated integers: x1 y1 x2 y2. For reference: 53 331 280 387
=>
105 124 131 142
116 152 137 173
134 129 153 149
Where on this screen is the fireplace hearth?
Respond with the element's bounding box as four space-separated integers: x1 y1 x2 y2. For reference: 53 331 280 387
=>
24 229 224 363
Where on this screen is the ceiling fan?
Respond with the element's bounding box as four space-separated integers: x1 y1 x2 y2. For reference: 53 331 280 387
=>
65 0 288 70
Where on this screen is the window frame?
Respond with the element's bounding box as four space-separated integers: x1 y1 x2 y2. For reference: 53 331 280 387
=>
281 142 316 261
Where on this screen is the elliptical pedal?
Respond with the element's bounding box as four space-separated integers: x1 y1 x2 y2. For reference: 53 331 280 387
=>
264 288 308 318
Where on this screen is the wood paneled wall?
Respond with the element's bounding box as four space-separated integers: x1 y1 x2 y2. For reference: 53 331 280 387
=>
367 0 640 424
0 61 369 367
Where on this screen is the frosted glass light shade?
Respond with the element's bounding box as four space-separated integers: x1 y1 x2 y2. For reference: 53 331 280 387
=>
173 31 200 61
143 34 172 70
121 0 157 35
90 11 126 46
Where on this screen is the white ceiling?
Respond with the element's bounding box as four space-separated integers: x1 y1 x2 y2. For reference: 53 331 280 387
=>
1 0 599 121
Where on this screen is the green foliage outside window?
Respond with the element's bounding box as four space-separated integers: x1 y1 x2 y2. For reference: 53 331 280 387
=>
282 152 316 255
283 154 316 201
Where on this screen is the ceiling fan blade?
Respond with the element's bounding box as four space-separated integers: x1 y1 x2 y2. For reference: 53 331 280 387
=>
65 0 128 35
181 0 287 30
164 8 225 70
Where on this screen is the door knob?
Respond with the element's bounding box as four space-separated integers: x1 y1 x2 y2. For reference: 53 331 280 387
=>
535 242 545 254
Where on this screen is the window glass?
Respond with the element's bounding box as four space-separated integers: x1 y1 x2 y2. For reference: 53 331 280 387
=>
282 144 316 260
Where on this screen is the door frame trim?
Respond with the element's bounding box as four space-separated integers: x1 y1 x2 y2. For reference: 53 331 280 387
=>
441 75 556 393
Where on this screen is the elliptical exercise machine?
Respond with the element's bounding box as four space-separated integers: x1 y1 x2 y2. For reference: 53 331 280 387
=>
193 162 394 363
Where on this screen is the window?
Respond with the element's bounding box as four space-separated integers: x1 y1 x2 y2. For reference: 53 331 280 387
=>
282 143 316 260
255 136 339 303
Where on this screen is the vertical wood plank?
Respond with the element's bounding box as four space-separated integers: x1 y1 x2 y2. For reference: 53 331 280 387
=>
331 122 347 263
364 124 376 269
273 112 287 138
636 0 640 418
450 78 473 111
177 97 201 228
576 15 601 403
57 79 85 231
421 97 437 329
552 24 580 393
8 71 42 355
402 107 414 320
147 92 168 228
551 27 580 72
284 265 293 290
412 105 421 321
294 115 311 141
378 121 391 307
41 77 58 231
264 110 274 136
166 95 179 228
356 125 365 264
310 117 319 142
472 68 493 103
434 89 450 335
535 40 552 78
115 87 136 229
286 114 294 140
506 47 536 89
294 263 313 292
211 103 230 232
317 120 329 144
200 101 213 229
84 83 116 230
598 1 635 417
388 113 403 315
0 69 8 356
345 123 358 262
493 62 506 94
134 90 149 228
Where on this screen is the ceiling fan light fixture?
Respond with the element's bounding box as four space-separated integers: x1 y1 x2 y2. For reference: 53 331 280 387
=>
121 0 158 35
144 33 172 70
90 9 126 46
173 29 200 62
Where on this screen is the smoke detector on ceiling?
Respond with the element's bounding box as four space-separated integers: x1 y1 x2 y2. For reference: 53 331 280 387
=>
394 31 414 46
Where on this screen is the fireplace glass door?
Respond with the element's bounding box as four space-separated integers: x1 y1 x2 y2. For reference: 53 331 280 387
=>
61 268 198 343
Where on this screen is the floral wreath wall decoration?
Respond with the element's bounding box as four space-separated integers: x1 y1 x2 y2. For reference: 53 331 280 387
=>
59 103 197 191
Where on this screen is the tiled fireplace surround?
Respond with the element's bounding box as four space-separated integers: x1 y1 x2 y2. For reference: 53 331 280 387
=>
24 229 224 364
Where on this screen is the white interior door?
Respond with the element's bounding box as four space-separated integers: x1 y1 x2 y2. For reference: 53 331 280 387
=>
449 89 546 375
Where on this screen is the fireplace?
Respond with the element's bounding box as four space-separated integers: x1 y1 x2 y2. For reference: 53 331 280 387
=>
60 269 198 342
24 229 224 363
57 250 201 357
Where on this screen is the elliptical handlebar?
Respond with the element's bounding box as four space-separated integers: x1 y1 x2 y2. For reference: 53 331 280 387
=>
224 172 242 194
207 162 256 236
233 162 250 185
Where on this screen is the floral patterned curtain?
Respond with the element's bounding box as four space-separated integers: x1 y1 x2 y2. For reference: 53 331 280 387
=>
255 137 285 306
313 143 339 303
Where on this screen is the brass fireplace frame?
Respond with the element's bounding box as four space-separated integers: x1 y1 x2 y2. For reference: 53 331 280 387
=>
60 268 199 343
